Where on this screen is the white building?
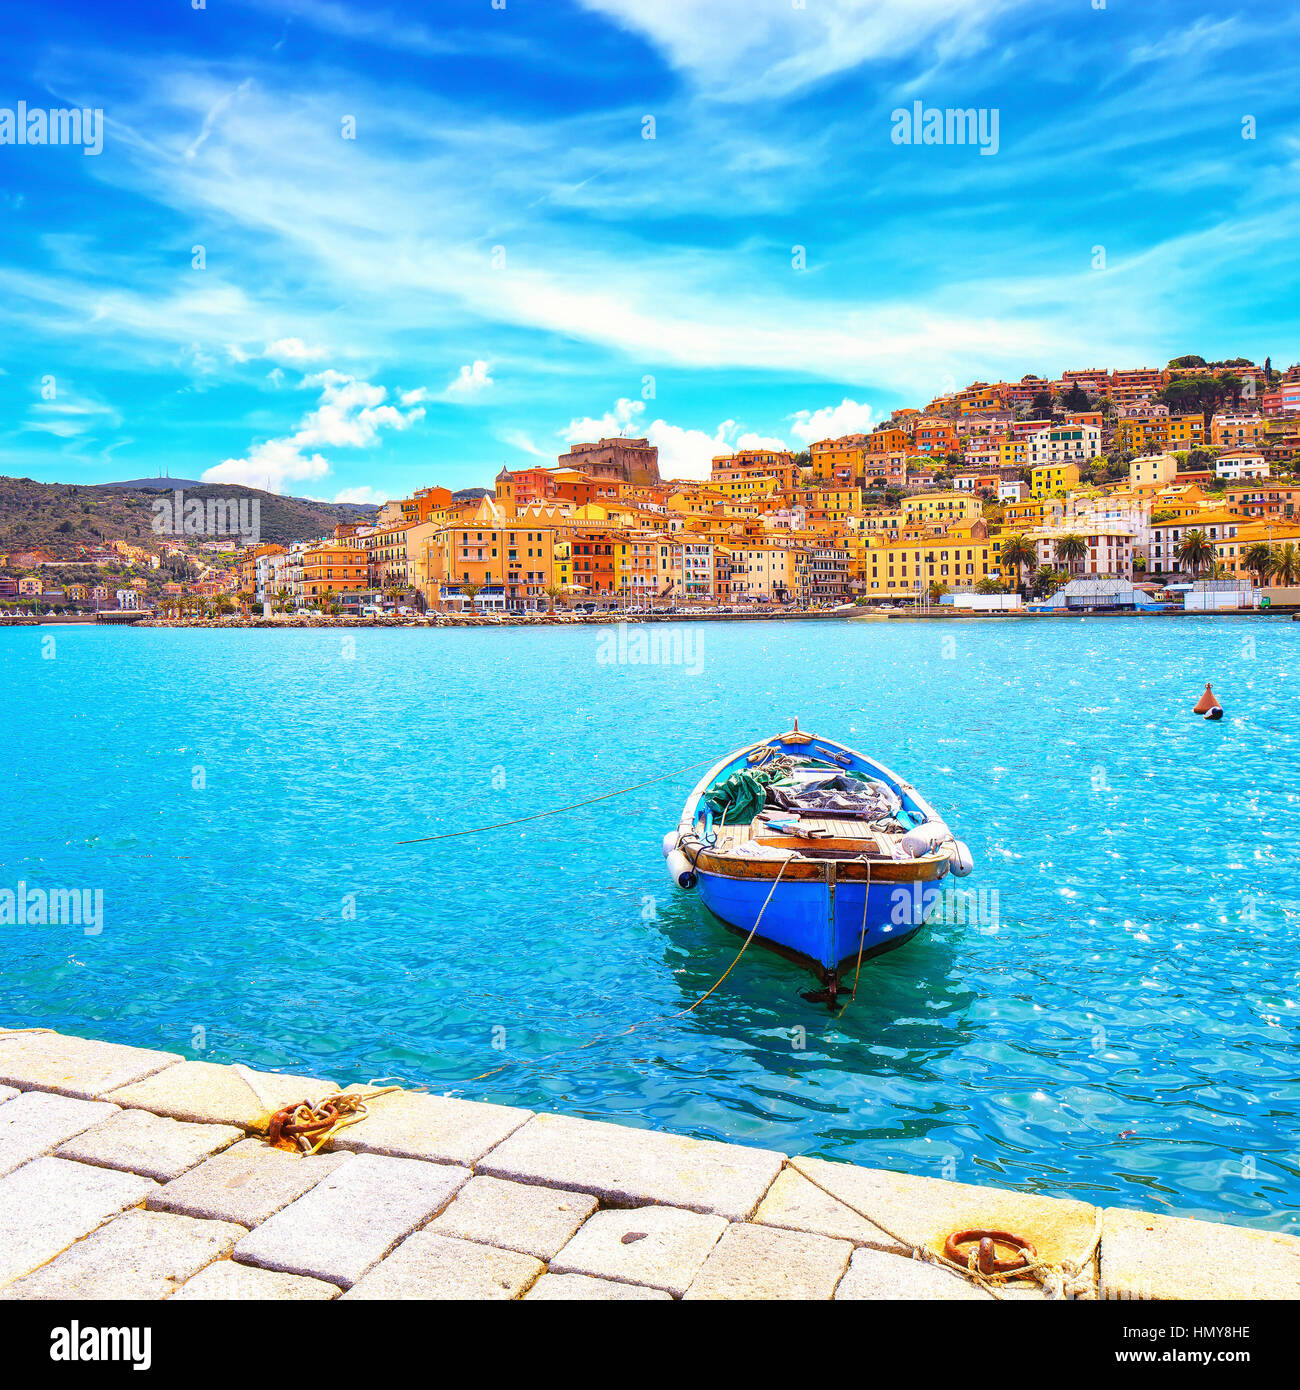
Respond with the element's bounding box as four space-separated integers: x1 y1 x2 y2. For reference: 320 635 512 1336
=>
1215 451 1269 481
1026 423 1101 464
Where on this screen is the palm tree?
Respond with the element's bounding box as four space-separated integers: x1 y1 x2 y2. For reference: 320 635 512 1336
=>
461 581 481 613
1244 542 1274 587
1000 534 1037 596
974 576 1002 595
1055 533 1087 571
542 583 565 614
1034 565 1067 596
1175 529 1214 577
1271 543 1300 587
927 580 949 605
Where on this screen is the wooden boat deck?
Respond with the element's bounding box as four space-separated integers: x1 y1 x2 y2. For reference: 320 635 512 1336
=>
714 815 893 854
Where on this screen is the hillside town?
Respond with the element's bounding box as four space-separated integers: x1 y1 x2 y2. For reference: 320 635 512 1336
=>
7 356 1300 620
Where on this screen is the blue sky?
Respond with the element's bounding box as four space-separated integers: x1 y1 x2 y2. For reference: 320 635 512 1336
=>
1 0 1298 499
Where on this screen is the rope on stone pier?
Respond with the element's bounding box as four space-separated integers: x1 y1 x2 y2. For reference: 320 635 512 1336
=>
785 1159 1103 1301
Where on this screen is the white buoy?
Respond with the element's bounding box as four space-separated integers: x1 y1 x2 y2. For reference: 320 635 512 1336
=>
661 830 680 859
666 848 697 889
949 840 975 876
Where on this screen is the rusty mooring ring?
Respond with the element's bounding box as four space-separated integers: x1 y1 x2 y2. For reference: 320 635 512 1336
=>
944 1228 1037 1276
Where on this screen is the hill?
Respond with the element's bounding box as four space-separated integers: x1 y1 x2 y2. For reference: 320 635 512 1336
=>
0 476 379 560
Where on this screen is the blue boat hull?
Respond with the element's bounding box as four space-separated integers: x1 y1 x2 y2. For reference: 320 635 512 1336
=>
695 869 934 976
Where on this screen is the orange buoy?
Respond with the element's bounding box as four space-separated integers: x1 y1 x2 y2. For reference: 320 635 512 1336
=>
1193 683 1219 715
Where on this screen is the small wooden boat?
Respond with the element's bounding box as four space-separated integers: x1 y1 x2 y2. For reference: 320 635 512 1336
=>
664 723 973 1001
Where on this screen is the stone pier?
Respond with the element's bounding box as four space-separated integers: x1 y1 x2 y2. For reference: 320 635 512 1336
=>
1 1026 1297 1300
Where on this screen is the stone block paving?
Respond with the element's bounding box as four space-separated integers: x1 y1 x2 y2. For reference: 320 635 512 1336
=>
1 1027 1299 1301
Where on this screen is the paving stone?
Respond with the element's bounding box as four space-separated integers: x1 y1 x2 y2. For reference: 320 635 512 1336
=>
105 1060 336 1131
235 1154 469 1288
0 1208 244 1300
429 1175 597 1260
550 1205 728 1297
477 1112 785 1221
684 1222 852 1300
0 1090 120 1179
171 1260 340 1301
1100 1205 1300 1301
756 1159 1099 1293
148 1138 351 1226
0 1029 181 1101
525 1272 674 1301
329 1085 532 1166
0 1157 155 1288
834 1244 995 1300
55 1109 244 1182
342 1231 543 1300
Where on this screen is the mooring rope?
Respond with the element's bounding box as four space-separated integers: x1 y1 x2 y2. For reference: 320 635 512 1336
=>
466 856 792 1083
391 756 720 846
785 1158 1102 1300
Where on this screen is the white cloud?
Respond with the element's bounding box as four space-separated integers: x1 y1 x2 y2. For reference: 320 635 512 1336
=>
500 428 548 458
577 0 1015 99
24 393 121 439
264 337 328 364
443 360 493 399
400 387 429 405
202 368 425 492
332 485 387 505
788 398 874 444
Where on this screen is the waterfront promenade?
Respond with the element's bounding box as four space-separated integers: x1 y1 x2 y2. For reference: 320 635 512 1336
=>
2 1025 1297 1300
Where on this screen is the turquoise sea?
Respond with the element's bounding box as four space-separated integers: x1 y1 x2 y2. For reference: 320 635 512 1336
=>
3 617 1298 1231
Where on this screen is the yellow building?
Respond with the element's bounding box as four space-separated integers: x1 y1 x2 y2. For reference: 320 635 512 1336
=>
861 534 1003 598
900 491 980 527
425 518 573 609
1129 454 1178 489
1117 415 1205 455
1030 462 1081 499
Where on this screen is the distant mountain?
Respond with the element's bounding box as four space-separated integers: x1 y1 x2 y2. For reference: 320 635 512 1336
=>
95 477 207 491
0 476 380 559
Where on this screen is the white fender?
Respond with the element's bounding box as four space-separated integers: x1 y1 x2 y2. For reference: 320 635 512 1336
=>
948 840 974 877
901 823 947 858
662 830 680 859
666 848 697 889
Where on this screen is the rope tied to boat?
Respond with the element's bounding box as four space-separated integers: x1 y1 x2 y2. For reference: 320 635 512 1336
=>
392 756 721 846
466 856 792 1083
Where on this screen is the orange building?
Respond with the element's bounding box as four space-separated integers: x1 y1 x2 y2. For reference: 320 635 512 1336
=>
302 544 368 602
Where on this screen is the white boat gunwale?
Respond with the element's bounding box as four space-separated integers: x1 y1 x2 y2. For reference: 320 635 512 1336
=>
676 731 950 875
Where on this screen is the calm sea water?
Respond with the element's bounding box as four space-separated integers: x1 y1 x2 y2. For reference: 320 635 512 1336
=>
4 617 1298 1230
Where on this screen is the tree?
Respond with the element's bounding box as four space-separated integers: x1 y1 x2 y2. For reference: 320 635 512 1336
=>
1175 529 1214 576
1271 543 1300 586
927 580 949 605
1062 384 1091 413
1158 372 1243 428
1000 533 1037 595
461 581 481 611
1030 391 1055 418
542 583 566 614
1244 542 1274 587
1168 355 1206 370
1033 565 1067 596
1055 533 1088 568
